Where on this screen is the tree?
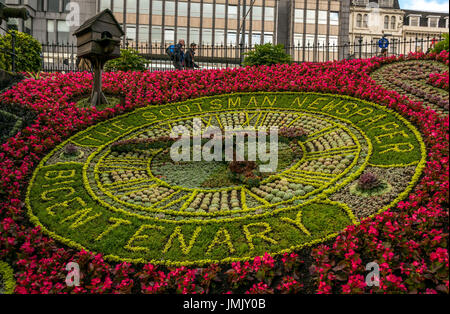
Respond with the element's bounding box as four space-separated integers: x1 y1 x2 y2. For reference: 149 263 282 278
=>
432 33 449 54
0 30 42 73
243 43 292 67
104 49 149 72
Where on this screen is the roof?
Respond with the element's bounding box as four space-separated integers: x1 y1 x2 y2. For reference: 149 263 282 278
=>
73 9 124 36
403 9 449 18
403 9 449 27
351 0 401 10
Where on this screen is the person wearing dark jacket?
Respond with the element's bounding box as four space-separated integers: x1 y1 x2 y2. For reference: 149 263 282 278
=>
184 43 200 70
173 39 185 70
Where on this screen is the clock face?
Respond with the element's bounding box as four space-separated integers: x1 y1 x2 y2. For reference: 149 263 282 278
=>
27 92 425 266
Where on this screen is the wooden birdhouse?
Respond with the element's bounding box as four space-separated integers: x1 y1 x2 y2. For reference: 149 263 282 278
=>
73 9 124 107
74 8 124 60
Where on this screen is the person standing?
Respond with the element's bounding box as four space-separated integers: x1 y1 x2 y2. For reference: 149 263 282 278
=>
174 39 185 70
184 43 200 70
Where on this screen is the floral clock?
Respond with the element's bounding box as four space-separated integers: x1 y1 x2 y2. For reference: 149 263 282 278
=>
26 92 426 266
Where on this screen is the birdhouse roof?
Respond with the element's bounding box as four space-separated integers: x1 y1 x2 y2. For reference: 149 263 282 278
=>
73 9 124 37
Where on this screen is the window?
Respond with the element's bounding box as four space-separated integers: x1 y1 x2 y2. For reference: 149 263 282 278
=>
228 5 238 19
138 25 149 43
379 0 392 7
165 1 175 16
252 6 262 21
126 25 136 41
63 0 70 12
329 36 338 51
317 35 327 50
227 31 237 45
363 14 368 27
152 0 162 15
139 0 149 14
263 33 273 44
318 11 327 24
384 15 389 29
202 29 212 45
190 28 200 44
294 9 304 23
265 7 274 21
215 29 224 45
330 12 339 25
126 0 136 13
391 16 396 29
100 0 111 10
47 20 56 42
24 18 32 35
251 32 261 45
57 20 70 43
306 10 316 24
294 34 303 46
177 27 187 42
48 0 59 12
428 17 439 28
191 2 201 18
356 13 362 28
113 0 124 13
216 4 225 19
151 26 162 43
178 1 188 16
305 34 315 48
37 0 44 11
410 16 420 27
165 28 175 44
203 3 213 18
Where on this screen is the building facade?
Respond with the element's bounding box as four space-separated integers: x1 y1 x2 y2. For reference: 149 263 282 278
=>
349 0 449 57
1 0 449 63
403 9 449 52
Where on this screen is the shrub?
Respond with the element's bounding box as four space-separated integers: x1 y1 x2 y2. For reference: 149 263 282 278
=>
104 49 149 72
432 33 449 54
243 43 292 66
357 172 381 191
0 30 42 73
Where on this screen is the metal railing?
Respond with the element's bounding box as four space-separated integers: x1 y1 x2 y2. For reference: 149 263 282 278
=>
39 35 444 73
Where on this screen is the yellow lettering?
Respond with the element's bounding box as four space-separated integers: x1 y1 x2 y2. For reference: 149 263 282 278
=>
347 107 374 118
243 222 277 251
375 131 410 144
228 97 241 108
335 102 358 115
95 217 132 241
357 114 387 127
44 170 76 180
206 228 235 255
41 187 75 201
61 207 101 229
142 112 157 121
379 143 415 154
125 224 164 253
163 226 202 255
262 96 277 107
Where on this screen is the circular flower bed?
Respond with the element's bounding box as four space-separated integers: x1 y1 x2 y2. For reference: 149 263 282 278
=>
0 51 448 293
26 92 426 266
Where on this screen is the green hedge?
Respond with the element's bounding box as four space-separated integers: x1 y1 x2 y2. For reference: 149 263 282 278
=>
0 30 42 73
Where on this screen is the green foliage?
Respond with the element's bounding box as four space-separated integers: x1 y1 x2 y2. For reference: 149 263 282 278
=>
243 43 292 67
432 33 449 54
0 261 16 294
104 49 149 72
0 30 42 73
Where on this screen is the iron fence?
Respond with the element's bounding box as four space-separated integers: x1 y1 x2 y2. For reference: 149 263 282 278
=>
40 35 444 73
